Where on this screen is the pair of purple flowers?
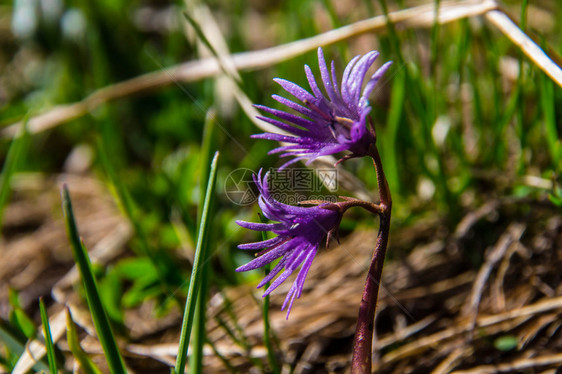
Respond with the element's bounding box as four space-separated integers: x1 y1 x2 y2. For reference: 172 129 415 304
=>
237 47 391 317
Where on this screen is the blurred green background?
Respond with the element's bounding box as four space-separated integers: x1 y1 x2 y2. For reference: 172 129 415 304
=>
0 0 561 372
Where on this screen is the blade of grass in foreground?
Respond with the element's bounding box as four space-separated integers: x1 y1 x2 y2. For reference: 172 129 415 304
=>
190 111 217 374
61 185 126 374
39 298 57 374
175 151 219 374
66 308 102 374
0 118 28 229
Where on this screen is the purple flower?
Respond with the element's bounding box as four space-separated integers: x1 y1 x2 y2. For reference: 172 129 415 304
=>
236 170 341 317
254 47 392 169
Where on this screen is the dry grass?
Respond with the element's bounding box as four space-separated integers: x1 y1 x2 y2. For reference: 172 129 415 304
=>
2 174 561 373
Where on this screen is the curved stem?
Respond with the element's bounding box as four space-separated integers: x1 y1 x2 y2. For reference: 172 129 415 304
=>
351 145 392 374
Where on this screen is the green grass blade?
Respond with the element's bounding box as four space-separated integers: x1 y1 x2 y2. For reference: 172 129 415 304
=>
61 185 126 374
540 71 560 168
199 109 217 220
207 338 237 374
382 69 406 197
65 308 102 374
514 0 529 173
0 118 28 229
175 151 219 374
189 266 209 374
38 298 57 374
190 115 217 373
429 0 441 78
8 289 36 339
214 315 243 347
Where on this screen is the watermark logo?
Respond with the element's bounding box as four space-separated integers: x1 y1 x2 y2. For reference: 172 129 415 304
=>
224 168 258 206
225 168 339 206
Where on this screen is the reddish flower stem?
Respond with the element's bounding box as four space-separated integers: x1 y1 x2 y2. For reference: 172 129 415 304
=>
351 144 392 374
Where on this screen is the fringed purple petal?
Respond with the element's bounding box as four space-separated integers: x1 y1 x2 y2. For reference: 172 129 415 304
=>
257 256 288 288
282 286 298 319
281 248 317 318
272 95 318 120
255 115 309 136
267 144 307 154
349 51 379 101
360 61 392 108
256 106 316 131
237 235 283 250
305 64 324 99
236 220 277 232
284 244 312 271
274 78 315 103
235 240 293 272
317 47 339 105
342 55 361 91
276 155 310 171
295 249 316 299
330 60 341 101
304 143 348 161
263 267 295 297
251 133 301 143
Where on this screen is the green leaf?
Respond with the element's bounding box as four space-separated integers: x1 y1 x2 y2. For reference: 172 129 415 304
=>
114 257 159 280
548 193 562 207
98 268 124 325
122 280 161 308
61 185 127 374
8 290 36 340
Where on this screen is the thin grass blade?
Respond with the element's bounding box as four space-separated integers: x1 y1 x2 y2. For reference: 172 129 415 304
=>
61 185 126 374
38 298 57 374
175 151 219 374
190 111 217 374
65 308 102 374
381 69 406 197
8 289 36 339
198 109 217 220
207 338 237 374
0 118 28 229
